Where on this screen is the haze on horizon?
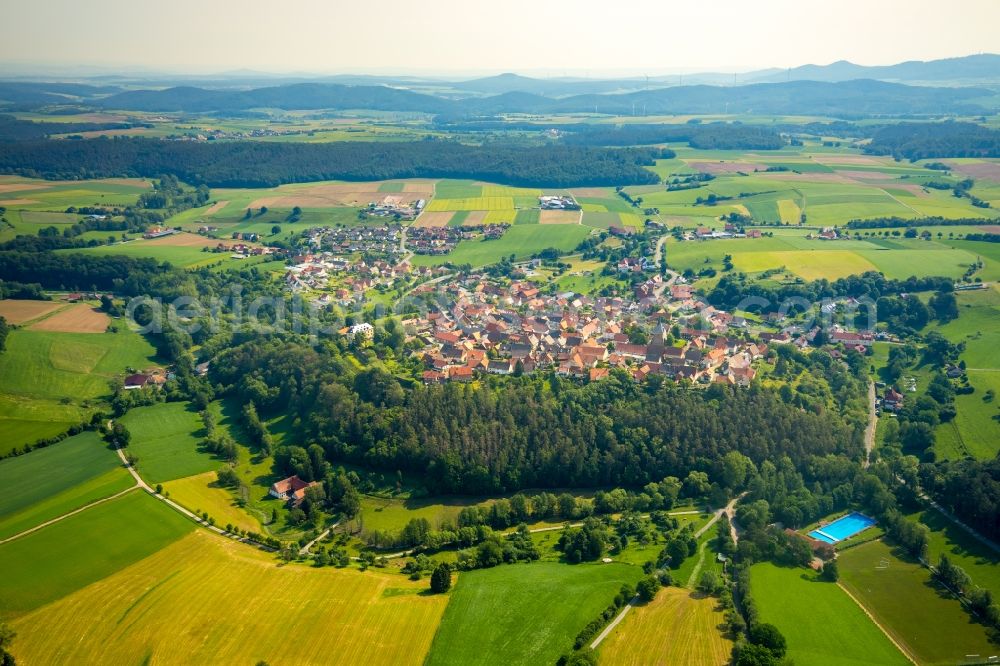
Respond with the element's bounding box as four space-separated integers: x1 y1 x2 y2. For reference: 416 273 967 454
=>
1 0 998 77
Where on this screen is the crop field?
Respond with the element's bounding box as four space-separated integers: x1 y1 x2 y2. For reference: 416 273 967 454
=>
121 401 221 483
8 529 447 665
0 299 66 324
425 562 644 666
162 471 262 533
484 209 517 224
838 539 997 665
425 196 515 212
539 209 582 224
410 224 592 267
64 232 265 269
27 302 110 333
0 431 133 538
0 490 194 618
413 211 454 227
907 509 1000 598
598 587 733 666
750 561 908 666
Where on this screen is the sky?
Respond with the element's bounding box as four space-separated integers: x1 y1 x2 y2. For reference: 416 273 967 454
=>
1 0 998 77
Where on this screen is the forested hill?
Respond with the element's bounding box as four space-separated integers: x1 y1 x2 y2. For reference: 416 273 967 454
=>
0 138 664 188
865 121 1000 160
84 79 992 117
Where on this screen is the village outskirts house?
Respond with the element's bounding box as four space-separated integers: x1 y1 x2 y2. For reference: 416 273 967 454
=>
269 475 321 507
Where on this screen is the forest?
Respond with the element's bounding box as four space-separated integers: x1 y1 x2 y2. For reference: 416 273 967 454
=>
865 121 1000 160
0 138 663 188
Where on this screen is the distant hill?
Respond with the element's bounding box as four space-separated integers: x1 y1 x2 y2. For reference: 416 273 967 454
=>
450 73 648 97
748 53 1000 84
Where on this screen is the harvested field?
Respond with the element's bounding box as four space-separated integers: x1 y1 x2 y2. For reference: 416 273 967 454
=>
539 210 582 225
413 211 454 228
816 155 890 166
464 211 488 226
203 200 229 215
760 171 851 184
569 187 613 198
0 184 46 194
0 199 40 206
687 161 764 174
249 193 380 208
28 304 110 334
949 161 1000 182
0 300 66 325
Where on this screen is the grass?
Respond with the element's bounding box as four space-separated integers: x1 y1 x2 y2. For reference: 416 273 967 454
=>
162 471 263 533
0 431 133 538
598 587 734 666
425 561 643 666
0 491 194 618
908 509 1000 598
838 539 998 665
750 561 908 666
121 401 220 483
410 224 591 268
8 530 447 665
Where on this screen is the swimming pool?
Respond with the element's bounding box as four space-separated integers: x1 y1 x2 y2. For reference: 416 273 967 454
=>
808 512 876 544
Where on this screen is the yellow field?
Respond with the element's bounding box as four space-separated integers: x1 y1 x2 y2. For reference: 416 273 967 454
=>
425 197 514 212
618 212 644 230
599 587 734 666
10 531 448 665
733 250 878 281
484 209 517 224
162 471 263 534
481 185 541 197
580 203 608 212
778 199 802 224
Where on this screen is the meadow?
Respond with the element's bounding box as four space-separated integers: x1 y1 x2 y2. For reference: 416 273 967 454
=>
598 587 734 666
838 539 997 666
0 324 159 454
425 561 643 666
162 471 263 533
410 224 592 267
120 401 222 483
749 561 908 666
907 509 1000 598
0 490 194 618
9 530 448 665
0 431 133 539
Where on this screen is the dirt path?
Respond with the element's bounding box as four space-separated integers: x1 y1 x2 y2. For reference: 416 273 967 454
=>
838 582 918 665
0 485 140 545
864 380 876 468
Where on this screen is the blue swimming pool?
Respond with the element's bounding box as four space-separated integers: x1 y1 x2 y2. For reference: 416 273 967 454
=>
808 512 876 544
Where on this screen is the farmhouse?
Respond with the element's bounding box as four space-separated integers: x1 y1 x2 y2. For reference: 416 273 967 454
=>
269 475 321 506
143 226 177 239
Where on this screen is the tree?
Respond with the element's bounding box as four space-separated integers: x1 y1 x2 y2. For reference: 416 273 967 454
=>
733 642 778 666
821 558 839 582
106 421 131 448
271 225 282 235
748 623 787 659
636 576 660 602
430 563 452 593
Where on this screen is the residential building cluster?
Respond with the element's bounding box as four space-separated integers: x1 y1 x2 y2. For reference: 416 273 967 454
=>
306 225 403 257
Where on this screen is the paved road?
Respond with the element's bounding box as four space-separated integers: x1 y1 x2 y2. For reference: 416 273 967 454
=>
863 380 876 468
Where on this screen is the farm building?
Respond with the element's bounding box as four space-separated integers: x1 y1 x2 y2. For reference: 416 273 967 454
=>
269 475 321 506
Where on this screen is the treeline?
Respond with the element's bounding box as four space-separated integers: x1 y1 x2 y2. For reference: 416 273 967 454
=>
558 123 786 150
921 457 1000 542
845 216 999 229
707 271 954 313
0 113 148 141
0 251 196 296
865 121 1000 161
0 137 661 188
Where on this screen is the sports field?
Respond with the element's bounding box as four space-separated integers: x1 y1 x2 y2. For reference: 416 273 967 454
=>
750 561 908 666
8 529 446 664
598 587 733 665
0 431 133 539
838 539 997 665
0 491 194 618
425 562 644 666
121 401 220 483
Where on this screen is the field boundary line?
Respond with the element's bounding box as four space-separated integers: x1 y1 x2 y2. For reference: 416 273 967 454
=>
589 594 640 649
837 581 917 665
0 484 139 545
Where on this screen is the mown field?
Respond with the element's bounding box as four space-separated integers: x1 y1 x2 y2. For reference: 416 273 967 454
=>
598 587 733 665
0 431 133 539
410 224 592 267
8 530 447 665
0 323 159 455
0 490 194 618
838 539 998 665
425 562 643 666
907 509 1000 598
750 561 908 666
162 471 263 533
120 401 220 483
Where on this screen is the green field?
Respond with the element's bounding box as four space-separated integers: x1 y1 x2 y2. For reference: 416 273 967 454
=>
838 539 998 665
0 490 194 618
750 561 908 666
425 562 643 666
410 224 592 267
9 530 447 665
0 326 159 455
0 431 134 538
121 401 220 483
908 509 1000 598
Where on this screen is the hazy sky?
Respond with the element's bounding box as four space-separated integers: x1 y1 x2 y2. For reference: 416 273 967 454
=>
1 0 998 76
